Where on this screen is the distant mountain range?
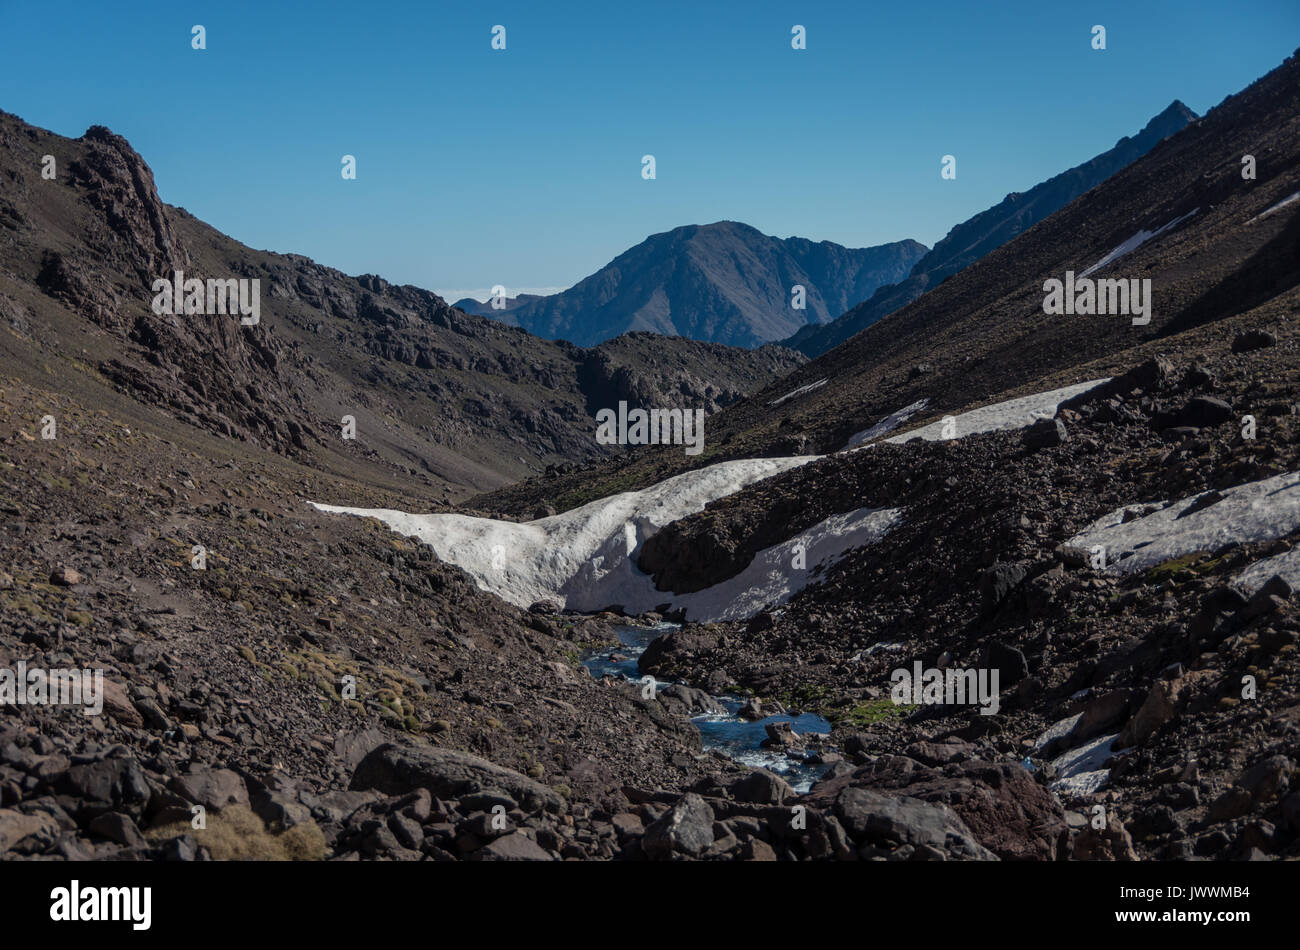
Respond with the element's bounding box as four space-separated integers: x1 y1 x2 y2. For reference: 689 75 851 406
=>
461 101 1197 355
785 100 1200 357
481 53 1298 524
452 292 547 319
467 221 928 348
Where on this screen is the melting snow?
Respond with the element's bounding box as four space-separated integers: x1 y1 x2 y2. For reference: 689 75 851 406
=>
313 377 1111 620
312 455 898 622
877 379 1107 444
767 378 828 407
1079 209 1199 278
841 399 930 450
1062 471 1300 575
669 506 901 621
1234 546 1300 596
1248 190 1300 224
313 457 813 614
1049 732 1119 798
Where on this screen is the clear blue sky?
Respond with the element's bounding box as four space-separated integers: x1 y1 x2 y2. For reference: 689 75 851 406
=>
1 1 1295 301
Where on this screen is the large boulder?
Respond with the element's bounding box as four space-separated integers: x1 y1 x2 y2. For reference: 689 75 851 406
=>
1231 329 1276 353
168 768 250 812
474 833 555 861
1058 358 1174 414
57 757 151 817
731 769 795 805
1023 418 1069 451
637 627 720 676
810 757 1066 860
831 787 996 860
350 743 563 814
1168 395 1234 429
642 793 715 859
0 809 60 854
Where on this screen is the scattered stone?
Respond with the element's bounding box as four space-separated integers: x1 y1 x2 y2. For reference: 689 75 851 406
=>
49 566 83 586
350 744 563 814
1023 417 1068 450
1231 329 1277 353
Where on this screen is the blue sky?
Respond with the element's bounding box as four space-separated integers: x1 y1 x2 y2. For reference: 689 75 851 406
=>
1 1 1295 300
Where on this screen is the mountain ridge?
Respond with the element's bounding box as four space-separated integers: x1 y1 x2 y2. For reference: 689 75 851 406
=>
785 100 1200 357
0 111 805 503
493 220 927 347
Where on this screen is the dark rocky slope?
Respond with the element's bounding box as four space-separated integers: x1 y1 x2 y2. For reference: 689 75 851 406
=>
477 50 1299 520
786 101 1198 357
0 113 803 504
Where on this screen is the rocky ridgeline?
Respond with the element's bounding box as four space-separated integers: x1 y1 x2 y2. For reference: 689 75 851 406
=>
0 109 803 498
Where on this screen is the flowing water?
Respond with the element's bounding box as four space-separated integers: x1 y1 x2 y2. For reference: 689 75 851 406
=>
581 623 831 792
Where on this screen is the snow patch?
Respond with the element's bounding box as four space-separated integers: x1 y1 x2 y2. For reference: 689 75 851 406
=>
1248 190 1300 224
669 506 901 621
1079 209 1199 278
1234 545 1300 596
880 380 1107 444
312 457 815 614
1032 713 1083 756
1063 471 1300 575
312 453 899 622
312 376 1111 621
768 378 828 407
841 399 930 450
1049 732 1119 798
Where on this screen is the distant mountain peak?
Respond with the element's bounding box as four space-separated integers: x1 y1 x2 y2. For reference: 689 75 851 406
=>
489 223 928 348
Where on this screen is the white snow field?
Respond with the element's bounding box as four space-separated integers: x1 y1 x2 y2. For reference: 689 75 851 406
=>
312 377 1110 619
1079 209 1199 278
1061 470 1300 576
841 399 930 450
767 378 828 407
312 457 829 620
666 506 902 621
870 379 1108 445
1235 546 1300 596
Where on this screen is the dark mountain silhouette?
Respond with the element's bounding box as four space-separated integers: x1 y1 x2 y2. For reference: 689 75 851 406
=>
451 292 547 323
496 221 927 348
787 101 1199 357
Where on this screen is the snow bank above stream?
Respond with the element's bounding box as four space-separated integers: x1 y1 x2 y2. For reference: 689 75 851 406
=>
312 456 843 620
313 377 1113 619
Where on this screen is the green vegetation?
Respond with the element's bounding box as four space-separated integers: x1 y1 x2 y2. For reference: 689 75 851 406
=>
835 697 915 728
